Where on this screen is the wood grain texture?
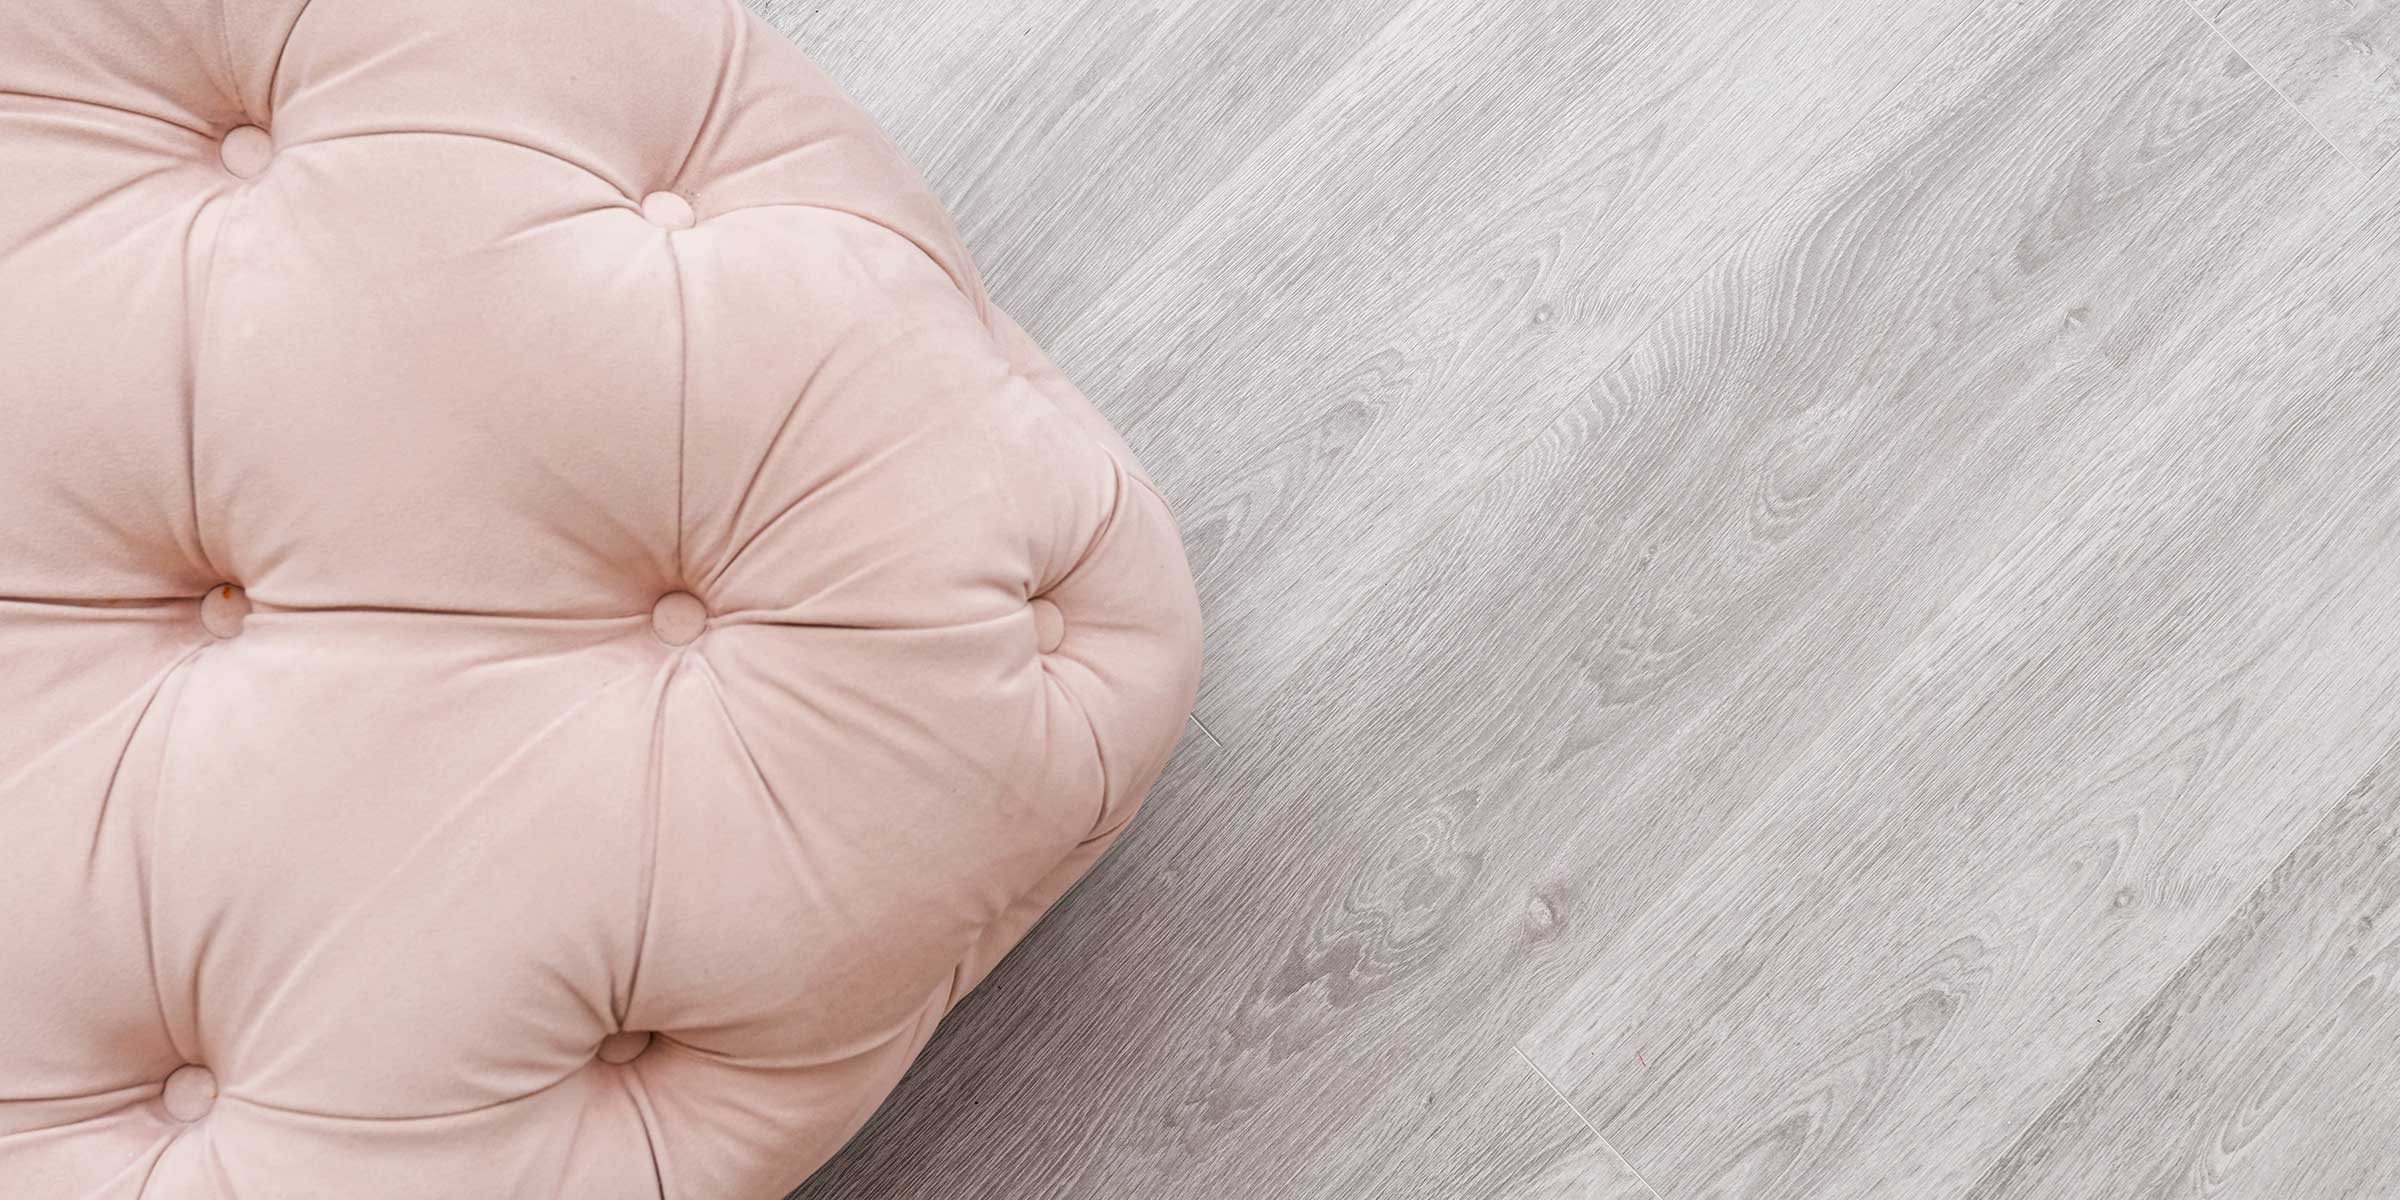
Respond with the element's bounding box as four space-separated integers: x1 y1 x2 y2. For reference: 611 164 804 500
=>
748 0 1407 325
795 733 1661 1199
1520 8 2400 1193
779 0 2400 1194
1966 745 2400 1199
1023 0 2046 738
2188 0 2400 170
1344 1048 1659 1200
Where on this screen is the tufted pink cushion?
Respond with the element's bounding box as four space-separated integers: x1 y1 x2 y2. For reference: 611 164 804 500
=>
0 0 1202 1194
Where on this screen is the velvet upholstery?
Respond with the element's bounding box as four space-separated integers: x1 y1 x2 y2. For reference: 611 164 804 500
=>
0 1 1203 1194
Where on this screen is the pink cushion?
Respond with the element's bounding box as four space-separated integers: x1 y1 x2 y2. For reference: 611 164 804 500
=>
0 0 1202 1194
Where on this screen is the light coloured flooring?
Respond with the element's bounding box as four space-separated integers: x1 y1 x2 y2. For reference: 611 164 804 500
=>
763 1 2400 1196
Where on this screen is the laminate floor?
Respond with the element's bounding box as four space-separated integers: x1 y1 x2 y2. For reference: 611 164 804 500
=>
759 1 2400 1195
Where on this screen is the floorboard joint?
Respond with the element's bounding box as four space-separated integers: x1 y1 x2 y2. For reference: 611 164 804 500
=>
2172 0 2370 173
1511 1045 1666 1200
1188 712 1227 749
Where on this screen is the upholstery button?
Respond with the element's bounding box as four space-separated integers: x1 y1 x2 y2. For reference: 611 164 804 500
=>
161 1064 217 1122
199 584 249 638
651 591 707 646
1030 597 1066 653
640 191 695 230
218 125 273 179
597 1031 653 1064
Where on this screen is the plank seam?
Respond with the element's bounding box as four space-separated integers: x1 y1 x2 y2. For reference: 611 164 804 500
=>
2170 0 2371 173
1188 712 1228 749
1511 1045 1666 1200
1960 746 2400 1196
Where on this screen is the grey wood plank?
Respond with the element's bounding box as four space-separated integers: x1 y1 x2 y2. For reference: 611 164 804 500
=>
793 0 2368 1194
1030 0 2048 739
746 0 1407 325
804 1013 1660 1200
1342 1047 1659 1200
1966 745 2400 1199
2187 0 2400 170
1519 57 2400 1200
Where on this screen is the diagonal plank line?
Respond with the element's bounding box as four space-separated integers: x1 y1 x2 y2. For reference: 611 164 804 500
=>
1512 1045 1667 1200
1962 744 2400 1196
1188 712 1228 749
2171 0 2371 173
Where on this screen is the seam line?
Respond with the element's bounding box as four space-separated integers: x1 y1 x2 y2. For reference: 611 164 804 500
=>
2172 0 2371 173
1962 746 2400 1194
1512 1045 1666 1200
666 235 691 582
1188 713 1227 749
